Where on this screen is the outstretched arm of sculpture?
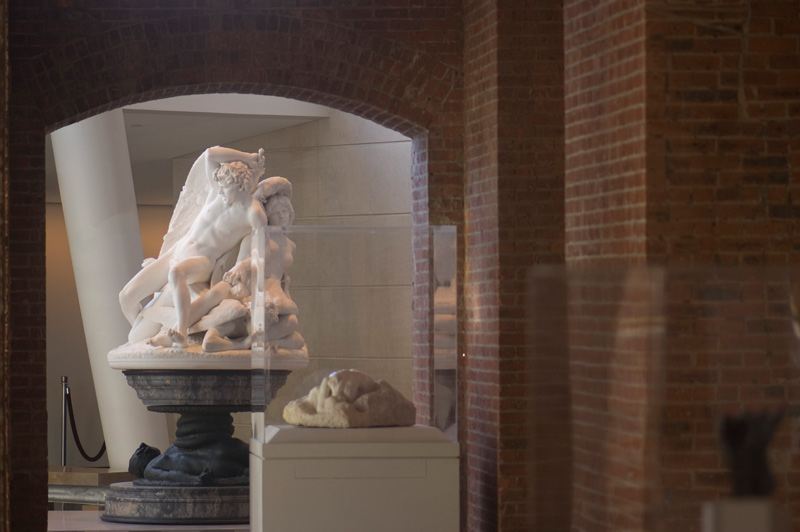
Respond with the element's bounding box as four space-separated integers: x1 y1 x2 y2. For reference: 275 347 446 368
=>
204 146 265 187
222 247 297 323
222 254 255 293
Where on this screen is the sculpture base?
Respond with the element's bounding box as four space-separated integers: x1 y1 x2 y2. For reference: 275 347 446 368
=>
251 425 460 532
102 482 248 524
103 369 292 524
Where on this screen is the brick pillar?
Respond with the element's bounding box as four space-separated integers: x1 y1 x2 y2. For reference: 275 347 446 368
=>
646 2 800 529
564 0 648 266
563 1 652 530
0 1 9 530
496 3 567 531
647 0 800 266
463 4 501 530
7 86 48 532
464 1 565 530
412 119 465 428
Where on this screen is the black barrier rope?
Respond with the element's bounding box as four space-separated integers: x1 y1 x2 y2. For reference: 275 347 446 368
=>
65 385 106 462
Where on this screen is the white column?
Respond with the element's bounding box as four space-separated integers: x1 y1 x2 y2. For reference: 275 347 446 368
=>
51 109 170 469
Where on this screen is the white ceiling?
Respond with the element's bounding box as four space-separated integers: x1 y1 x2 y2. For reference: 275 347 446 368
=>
46 94 330 205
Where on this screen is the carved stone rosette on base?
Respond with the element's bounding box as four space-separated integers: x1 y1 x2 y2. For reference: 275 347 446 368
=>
102 368 290 524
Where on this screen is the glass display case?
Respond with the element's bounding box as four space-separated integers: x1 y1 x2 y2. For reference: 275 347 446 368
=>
524 266 800 532
249 224 458 439
248 224 459 532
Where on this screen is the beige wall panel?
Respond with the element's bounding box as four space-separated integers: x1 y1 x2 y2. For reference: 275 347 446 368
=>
289 229 411 288
292 286 411 360
317 142 412 217
320 110 409 146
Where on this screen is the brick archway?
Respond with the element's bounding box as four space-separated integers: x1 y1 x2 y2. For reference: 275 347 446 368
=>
28 14 459 135
8 6 465 530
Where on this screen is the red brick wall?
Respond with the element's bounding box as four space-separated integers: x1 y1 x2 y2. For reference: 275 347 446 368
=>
563 0 651 526
647 0 800 267
526 269 666 532
561 2 800 531
495 2 566 531
0 2 9 531
525 269 573 531
658 271 800 531
463 2 501 530
569 271 665 532
564 0 648 265
8 3 468 530
646 2 800 531
463 2 566 530
7 38 49 532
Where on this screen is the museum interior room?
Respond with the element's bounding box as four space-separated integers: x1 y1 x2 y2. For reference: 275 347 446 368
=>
3 1 800 531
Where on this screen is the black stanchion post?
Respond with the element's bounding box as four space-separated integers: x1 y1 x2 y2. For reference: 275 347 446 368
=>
61 376 69 467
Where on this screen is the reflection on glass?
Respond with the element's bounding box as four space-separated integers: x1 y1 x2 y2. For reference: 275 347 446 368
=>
524 267 800 531
433 226 458 439
248 225 458 440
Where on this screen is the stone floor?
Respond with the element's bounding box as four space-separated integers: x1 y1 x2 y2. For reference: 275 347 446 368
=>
48 511 250 532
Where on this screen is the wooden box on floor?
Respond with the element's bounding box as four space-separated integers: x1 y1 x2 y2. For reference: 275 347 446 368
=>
48 466 134 511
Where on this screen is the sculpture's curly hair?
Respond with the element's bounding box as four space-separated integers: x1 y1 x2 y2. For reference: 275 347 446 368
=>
213 160 254 192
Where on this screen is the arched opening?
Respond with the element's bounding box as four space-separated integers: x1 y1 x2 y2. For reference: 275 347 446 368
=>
12 78 455 519
45 93 429 473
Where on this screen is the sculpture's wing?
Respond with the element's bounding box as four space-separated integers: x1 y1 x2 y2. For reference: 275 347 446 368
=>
252 176 292 203
159 150 213 257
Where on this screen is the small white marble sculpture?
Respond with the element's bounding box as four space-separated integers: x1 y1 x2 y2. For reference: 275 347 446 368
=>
111 146 307 363
283 369 416 428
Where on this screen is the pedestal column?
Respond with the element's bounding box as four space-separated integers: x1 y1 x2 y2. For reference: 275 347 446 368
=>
50 109 170 469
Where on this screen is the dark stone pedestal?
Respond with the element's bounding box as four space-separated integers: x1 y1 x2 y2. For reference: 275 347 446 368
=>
102 369 289 524
103 482 249 524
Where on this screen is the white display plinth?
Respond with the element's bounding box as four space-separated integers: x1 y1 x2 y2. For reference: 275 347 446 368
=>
250 424 459 532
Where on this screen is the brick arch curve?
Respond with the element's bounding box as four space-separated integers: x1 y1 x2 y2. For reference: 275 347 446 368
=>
33 15 457 138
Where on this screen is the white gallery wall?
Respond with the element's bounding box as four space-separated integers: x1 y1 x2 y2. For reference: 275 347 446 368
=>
46 107 412 462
